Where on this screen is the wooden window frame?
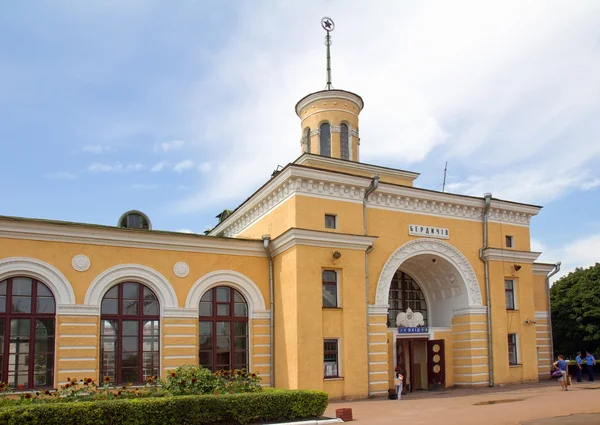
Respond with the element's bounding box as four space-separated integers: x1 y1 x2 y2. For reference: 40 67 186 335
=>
388 271 427 327
100 282 160 385
0 277 55 390
199 287 249 372
508 333 518 365
505 235 514 248
323 339 340 378
322 270 339 308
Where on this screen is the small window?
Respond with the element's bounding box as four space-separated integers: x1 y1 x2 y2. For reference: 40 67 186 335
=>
508 334 518 365
505 279 516 310
324 339 339 378
505 235 514 248
118 210 151 230
322 270 338 308
305 127 311 153
320 123 331 157
325 214 337 229
340 124 349 160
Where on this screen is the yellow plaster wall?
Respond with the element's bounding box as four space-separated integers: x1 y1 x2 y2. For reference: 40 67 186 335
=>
532 274 549 312
237 196 297 240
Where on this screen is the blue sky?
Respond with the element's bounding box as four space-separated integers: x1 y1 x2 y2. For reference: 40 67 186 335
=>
1 1 599 279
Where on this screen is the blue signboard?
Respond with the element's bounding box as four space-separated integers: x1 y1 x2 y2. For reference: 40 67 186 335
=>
398 327 429 334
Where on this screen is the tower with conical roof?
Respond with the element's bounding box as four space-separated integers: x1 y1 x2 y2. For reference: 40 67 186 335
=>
295 17 364 162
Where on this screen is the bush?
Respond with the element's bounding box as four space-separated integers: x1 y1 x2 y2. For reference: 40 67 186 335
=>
162 365 262 395
0 390 328 425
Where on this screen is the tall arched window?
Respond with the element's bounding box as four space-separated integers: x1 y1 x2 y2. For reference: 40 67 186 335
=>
0 277 55 389
340 123 349 160
387 271 427 327
319 123 331 157
199 287 248 372
305 127 311 153
100 283 160 384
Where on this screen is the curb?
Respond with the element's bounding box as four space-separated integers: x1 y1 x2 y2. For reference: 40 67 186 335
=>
269 419 343 425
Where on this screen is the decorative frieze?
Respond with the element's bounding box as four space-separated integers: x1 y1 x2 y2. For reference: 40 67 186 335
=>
216 166 539 237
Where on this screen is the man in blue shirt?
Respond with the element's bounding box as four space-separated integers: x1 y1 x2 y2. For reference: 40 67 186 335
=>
575 352 583 382
585 351 596 382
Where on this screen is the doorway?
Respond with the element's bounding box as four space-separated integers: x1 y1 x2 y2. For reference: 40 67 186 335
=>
396 338 445 392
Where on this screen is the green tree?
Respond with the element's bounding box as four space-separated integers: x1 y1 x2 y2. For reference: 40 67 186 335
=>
550 263 600 357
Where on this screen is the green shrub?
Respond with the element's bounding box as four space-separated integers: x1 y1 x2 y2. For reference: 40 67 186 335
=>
0 390 328 425
161 365 262 395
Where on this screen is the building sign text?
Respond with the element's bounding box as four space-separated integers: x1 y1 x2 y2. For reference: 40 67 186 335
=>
409 224 449 239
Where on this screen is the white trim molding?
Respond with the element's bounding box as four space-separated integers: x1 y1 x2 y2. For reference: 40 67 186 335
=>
0 217 266 257
452 306 488 317
368 304 389 317
535 311 549 320
532 262 558 275
0 257 75 305
85 264 179 316
186 270 268 319
376 239 483 307
209 165 541 238
481 248 541 263
295 89 364 116
270 228 377 257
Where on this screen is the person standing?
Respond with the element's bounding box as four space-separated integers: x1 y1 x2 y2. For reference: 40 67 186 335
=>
585 351 596 382
554 355 569 391
394 372 404 400
575 352 583 382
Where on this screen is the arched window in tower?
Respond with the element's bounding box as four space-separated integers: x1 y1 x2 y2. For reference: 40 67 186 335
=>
305 127 311 153
340 123 349 160
319 123 331 157
100 283 160 384
199 287 249 372
0 277 55 389
387 271 427 328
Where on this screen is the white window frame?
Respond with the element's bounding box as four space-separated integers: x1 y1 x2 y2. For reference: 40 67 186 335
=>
508 333 519 365
505 278 517 310
323 337 342 379
324 213 337 229
322 269 341 308
506 235 514 248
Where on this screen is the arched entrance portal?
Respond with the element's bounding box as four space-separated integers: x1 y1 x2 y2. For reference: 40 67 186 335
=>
372 239 485 394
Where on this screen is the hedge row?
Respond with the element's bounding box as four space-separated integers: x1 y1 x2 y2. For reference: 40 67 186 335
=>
0 390 328 425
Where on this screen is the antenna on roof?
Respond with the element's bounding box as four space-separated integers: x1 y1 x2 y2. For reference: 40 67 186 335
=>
442 161 448 192
321 17 335 90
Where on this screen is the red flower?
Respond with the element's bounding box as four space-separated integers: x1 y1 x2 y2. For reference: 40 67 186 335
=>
65 383 71 389
18 383 24 390
191 378 197 384
170 372 177 378
104 376 111 383
44 390 51 395
24 392 33 399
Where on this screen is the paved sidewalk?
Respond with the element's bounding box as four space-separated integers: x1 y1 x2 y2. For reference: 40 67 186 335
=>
325 381 600 425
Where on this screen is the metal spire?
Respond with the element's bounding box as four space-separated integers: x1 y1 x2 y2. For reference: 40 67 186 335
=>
321 17 335 90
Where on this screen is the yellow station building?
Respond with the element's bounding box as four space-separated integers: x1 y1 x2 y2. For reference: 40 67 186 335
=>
0 23 560 399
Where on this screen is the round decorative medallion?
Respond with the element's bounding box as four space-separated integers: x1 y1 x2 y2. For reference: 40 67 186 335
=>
433 365 441 373
173 262 190 278
71 254 91 272
432 344 440 353
433 354 441 363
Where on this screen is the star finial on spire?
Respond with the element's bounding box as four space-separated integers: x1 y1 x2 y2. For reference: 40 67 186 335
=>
321 17 335 90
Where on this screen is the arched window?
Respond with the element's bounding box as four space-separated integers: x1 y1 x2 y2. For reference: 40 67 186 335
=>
0 277 55 389
100 283 160 384
305 127 311 153
319 123 331 157
387 271 427 327
199 287 248 372
340 123 349 160
118 210 151 230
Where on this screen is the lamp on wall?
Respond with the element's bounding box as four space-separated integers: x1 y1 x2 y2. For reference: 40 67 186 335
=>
332 251 342 260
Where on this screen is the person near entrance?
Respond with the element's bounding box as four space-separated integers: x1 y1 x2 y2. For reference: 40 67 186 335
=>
394 372 404 400
553 355 569 391
585 351 596 382
575 352 583 382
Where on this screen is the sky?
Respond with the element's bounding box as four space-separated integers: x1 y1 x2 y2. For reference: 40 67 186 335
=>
1 1 599 281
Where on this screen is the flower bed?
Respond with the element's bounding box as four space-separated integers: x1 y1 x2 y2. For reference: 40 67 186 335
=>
0 390 329 425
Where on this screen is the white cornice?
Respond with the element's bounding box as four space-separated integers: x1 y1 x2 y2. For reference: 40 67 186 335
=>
532 262 558 275
270 228 377 257
295 90 364 116
294 154 420 182
210 165 542 238
0 219 266 257
481 248 541 263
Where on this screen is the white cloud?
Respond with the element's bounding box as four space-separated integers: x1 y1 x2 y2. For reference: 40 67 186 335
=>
581 179 600 191
88 162 145 172
173 159 194 173
155 140 184 152
175 228 193 233
45 172 76 179
151 161 169 172
173 0 600 212
82 145 104 154
198 162 212 173
535 233 600 282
